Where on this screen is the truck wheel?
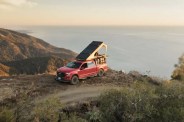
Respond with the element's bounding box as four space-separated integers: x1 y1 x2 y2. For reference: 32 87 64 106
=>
98 69 104 77
70 75 79 85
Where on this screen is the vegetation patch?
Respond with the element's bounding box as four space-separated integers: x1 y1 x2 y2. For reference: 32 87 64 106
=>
58 80 184 122
172 54 184 81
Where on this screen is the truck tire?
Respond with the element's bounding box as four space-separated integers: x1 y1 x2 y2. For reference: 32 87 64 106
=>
98 69 104 77
70 75 79 85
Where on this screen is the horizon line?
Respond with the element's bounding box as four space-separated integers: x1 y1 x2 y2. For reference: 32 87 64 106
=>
2 24 184 28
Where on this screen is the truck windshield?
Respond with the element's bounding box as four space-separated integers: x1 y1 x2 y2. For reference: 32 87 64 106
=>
66 62 82 69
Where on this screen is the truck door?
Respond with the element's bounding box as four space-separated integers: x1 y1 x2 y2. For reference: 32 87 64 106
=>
87 61 97 76
78 63 88 78
78 61 97 78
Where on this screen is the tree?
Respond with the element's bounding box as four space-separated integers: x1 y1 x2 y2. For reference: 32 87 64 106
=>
172 54 184 81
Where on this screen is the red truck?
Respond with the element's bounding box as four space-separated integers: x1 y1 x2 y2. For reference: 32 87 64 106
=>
56 60 108 84
55 41 108 84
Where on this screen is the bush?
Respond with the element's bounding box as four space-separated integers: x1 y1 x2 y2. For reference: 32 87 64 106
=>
86 109 101 122
62 113 87 122
153 82 184 122
99 83 156 122
172 54 184 81
98 81 184 122
32 97 62 122
0 107 14 122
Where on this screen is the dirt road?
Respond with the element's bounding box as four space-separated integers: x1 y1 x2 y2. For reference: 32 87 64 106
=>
0 68 139 106
55 85 120 104
0 73 124 105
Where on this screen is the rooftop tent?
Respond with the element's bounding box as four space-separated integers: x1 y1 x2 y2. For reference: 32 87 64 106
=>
76 41 107 61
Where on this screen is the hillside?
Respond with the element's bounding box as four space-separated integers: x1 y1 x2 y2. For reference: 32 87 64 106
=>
3 56 66 75
0 28 76 62
0 63 11 76
0 28 77 76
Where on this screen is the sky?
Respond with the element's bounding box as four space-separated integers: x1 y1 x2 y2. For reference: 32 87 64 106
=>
1 0 184 26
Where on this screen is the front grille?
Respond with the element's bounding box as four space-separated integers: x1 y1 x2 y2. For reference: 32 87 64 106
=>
57 72 66 77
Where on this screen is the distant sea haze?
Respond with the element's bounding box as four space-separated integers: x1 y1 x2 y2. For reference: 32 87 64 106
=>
10 26 184 78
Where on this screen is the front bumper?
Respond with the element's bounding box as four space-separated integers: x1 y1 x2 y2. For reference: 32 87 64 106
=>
55 76 70 82
55 71 71 82
55 72 71 82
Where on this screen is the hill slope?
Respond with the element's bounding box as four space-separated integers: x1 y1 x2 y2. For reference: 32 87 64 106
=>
0 63 11 76
3 56 66 75
0 28 77 76
0 28 76 62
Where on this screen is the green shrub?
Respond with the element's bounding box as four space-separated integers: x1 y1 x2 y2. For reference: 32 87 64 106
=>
98 81 184 122
0 107 14 122
153 82 184 122
86 109 101 122
33 97 62 122
99 83 156 122
172 54 184 81
62 113 87 122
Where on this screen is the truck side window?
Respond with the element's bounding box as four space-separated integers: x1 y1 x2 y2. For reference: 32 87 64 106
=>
81 63 87 69
87 61 95 68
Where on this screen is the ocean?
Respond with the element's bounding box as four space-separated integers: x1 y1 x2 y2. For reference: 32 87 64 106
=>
8 26 184 78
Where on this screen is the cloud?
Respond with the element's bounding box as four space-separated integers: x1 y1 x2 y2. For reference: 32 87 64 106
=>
0 0 37 9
